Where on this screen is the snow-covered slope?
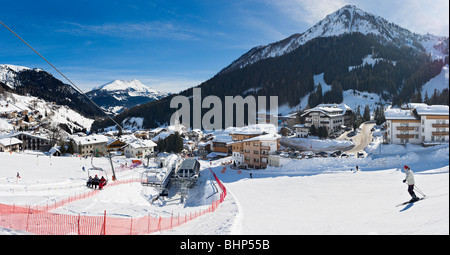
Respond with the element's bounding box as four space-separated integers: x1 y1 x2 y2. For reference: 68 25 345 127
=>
0 143 448 235
0 64 31 89
0 91 94 133
86 80 169 115
421 64 449 100
220 5 448 74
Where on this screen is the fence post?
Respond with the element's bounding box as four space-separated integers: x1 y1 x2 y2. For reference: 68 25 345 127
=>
147 213 151 234
102 210 106 235
25 206 30 232
130 217 133 235
158 216 161 232
78 214 81 235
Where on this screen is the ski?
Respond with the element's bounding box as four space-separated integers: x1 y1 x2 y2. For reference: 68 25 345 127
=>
396 197 426 207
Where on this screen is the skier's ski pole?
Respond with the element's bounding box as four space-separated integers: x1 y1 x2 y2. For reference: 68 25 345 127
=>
414 185 426 197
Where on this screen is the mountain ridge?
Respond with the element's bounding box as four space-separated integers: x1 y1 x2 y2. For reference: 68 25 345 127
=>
220 5 448 75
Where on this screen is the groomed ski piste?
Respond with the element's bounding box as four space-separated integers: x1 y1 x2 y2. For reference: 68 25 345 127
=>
0 142 448 235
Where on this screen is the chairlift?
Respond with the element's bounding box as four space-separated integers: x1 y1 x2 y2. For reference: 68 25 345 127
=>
159 188 169 197
86 154 109 189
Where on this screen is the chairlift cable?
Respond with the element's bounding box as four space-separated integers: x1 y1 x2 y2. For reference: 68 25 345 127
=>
0 20 123 130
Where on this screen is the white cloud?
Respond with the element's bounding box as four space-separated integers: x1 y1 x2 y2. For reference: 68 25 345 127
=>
269 0 351 26
56 21 201 41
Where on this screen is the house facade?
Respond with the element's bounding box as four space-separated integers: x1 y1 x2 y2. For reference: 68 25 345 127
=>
11 132 51 152
71 134 109 156
385 104 449 145
124 140 157 159
0 137 22 152
230 131 266 166
230 133 280 169
242 133 280 169
292 124 309 138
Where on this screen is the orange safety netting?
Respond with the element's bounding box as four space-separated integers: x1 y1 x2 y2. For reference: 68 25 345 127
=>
0 168 226 235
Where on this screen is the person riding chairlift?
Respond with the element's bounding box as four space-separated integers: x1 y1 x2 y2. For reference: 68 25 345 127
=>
99 176 107 190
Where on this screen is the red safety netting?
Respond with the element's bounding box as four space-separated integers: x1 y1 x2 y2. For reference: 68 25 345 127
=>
0 168 226 235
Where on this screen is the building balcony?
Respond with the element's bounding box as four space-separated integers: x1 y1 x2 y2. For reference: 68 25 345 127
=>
396 126 415 131
432 124 449 128
432 131 449 136
396 134 415 139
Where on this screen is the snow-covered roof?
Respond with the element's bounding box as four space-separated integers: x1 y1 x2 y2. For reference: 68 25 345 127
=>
384 107 417 120
227 124 278 135
301 103 352 117
386 104 449 120
0 137 22 146
71 134 109 145
11 132 50 141
242 133 281 142
413 104 449 116
126 139 157 149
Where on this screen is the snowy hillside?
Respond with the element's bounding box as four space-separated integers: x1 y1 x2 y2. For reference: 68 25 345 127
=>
221 5 448 74
0 91 94 133
421 64 449 100
278 72 387 115
0 64 31 89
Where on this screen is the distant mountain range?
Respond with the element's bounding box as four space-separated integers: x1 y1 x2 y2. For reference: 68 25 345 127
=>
86 79 169 115
92 5 448 131
0 64 169 116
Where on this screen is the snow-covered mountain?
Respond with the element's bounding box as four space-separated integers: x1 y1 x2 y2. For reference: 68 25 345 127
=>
0 90 94 134
220 5 448 74
86 79 169 115
0 64 33 89
1 64 105 120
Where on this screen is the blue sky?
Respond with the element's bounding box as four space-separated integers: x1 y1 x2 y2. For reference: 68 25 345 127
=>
0 0 448 93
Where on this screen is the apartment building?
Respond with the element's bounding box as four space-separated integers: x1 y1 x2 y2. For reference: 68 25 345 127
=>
385 104 449 145
70 134 109 156
231 133 280 169
230 131 263 166
300 103 353 136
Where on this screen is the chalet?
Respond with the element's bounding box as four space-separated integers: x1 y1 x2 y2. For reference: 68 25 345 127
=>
0 137 22 152
197 141 211 157
123 139 157 159
292 124 309 138
106 139 127 153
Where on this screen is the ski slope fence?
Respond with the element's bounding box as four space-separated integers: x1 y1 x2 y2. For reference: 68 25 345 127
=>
0 168 226 235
